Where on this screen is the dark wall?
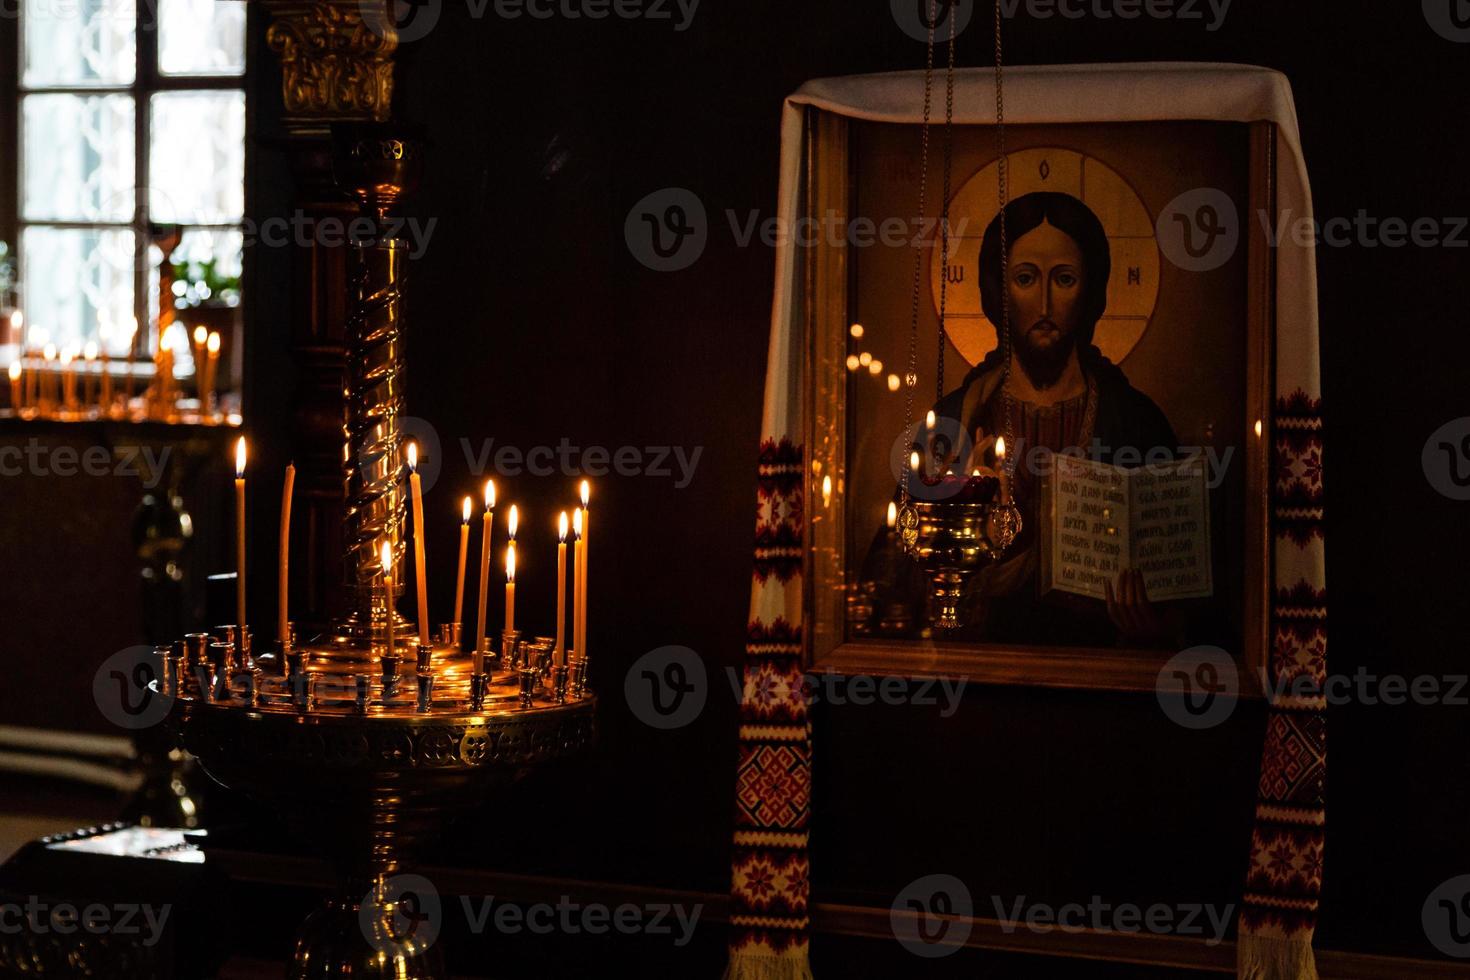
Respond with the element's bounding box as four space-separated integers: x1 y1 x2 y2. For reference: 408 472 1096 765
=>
240 0 1470 965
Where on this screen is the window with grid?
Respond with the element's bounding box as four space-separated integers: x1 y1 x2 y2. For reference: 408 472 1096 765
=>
11 0 246 374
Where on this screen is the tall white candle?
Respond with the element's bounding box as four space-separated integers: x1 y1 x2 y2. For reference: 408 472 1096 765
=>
475 480 495 655
555 512 568 667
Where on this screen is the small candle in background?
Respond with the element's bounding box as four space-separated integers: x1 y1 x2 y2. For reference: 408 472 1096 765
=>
278 462 296 646
59 346 75 411
82 341 98 409
381 541 395 662
504 543 516 635
407 443 431 648
9 310 22 346
235 437 248 630
41 344 56 413
97 324 112 413
475 480 496 656
572 507 584 660
121 318 138 413
8 360 20 412
192 325 207 394
204 331 221 418
995 436 1011 503
578 481 590 661
453 496 471 636
555 511 568 667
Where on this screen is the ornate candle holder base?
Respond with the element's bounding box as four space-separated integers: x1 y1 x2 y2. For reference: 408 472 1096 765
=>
898 495 1022 632
168 632 596 979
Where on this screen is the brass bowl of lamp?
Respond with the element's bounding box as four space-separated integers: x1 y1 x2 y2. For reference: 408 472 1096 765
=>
898 475 1022 631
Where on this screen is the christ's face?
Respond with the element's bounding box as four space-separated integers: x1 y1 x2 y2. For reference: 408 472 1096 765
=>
1006 220 1087 387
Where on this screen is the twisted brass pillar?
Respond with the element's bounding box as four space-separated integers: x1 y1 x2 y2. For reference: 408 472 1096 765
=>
334 127 423 638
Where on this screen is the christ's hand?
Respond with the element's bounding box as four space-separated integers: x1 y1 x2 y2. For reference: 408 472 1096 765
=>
1104 569 1173 647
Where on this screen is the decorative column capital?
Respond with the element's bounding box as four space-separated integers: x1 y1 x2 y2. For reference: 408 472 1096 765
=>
262 0 398 135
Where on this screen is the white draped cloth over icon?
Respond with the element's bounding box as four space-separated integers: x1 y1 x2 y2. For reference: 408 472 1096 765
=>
726 64 1324 980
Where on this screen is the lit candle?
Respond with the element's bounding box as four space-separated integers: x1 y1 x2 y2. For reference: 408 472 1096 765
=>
475 479 496 655
204 331 220 417
60 347 75 411
886 500 897 531
504 543 516 635
192 325 207 391
995 436 1011 503
572 508 584 660
98 324 112 413
8 360 20 413
381 541 395 662
41 344 56 414
9 310 22 346
453 496 471 636
555 512 568 667
406 443 431 647
505 504 519 635
235 437 248 629
82 341 98 408
121 318 138 413
278 462 296 645
579 481 590 661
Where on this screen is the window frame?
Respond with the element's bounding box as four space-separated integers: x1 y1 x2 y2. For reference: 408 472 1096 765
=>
7 0 246 361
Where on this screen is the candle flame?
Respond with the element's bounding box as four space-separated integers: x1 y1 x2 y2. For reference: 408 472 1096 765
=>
83 341 98 361
506 543 516 582
1254 419 1263 438
573 507 583 540
558 511 569 541
484 479 496 509
462 496 472 523
579 479 590 508
9 311 21 329
235 436 247 477
910 450 921 472
407 442 418 472
995 435 1006 461
60 347 73 366
8 360 20 382
507 504 519 539
886 501 896 528
206 331 221 354
821 474 832 507
43 344 55 361
925 409 936 428
381 541 393 575
193 325 207 346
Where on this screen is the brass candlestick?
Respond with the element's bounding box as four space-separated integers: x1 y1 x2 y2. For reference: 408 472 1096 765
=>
897 489 1022 632
164 124 597 980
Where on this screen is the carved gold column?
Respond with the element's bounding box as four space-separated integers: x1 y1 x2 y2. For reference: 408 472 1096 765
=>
263 0 398 137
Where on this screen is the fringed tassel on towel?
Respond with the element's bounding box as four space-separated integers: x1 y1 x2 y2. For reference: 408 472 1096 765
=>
1238 934 1319 980
723 947 815 980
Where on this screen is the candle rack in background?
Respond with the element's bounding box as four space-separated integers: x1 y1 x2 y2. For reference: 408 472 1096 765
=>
159 125 597 980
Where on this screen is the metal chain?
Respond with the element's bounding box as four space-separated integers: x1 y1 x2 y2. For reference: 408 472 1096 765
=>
901 0 940 505
935 2 957 410
994 0 1015 478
